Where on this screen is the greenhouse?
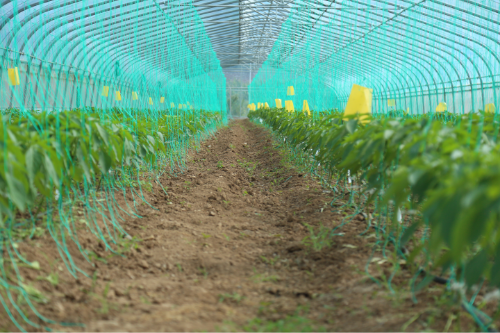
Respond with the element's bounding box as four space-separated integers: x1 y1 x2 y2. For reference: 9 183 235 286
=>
1 0 500 332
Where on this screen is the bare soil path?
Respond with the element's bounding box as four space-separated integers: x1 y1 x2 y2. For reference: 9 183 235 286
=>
2 119 470 332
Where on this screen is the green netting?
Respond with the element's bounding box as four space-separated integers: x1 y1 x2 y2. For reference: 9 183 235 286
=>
249 0 500 115
0 0 226 330
1 0 226 112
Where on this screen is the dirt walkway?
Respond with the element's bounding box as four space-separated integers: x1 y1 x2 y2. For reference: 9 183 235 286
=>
3 119 467 332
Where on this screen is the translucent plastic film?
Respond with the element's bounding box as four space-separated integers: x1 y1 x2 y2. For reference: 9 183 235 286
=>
249 0 500 115
0 0 226 113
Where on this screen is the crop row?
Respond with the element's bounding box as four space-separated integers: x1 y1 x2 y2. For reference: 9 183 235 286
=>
0 109 222 225
249 109 500 288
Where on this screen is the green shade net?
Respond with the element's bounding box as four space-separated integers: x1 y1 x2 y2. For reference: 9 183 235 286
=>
250 0 500 115
0 1 225 331
1 0 226 113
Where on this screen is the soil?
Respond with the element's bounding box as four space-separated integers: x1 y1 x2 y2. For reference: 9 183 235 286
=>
0 119 488 332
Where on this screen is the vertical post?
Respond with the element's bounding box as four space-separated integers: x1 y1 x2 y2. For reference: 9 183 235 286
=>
249 64 252 105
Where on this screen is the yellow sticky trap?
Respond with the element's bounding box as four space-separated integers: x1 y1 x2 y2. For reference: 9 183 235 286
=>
436 102 447 112
264 102 269 109
344 84 373 123
275 99 282 108
160 97 165 103
183 104 187 108
285 100 294 112
170 102 175 108
102 86 109 97
388 99 396 107
248 103 256 111
115 91 122 101
303 100 311 116
178 104 182 109
8 67 20 86
132 91 138 100
149 97 153 105
485 103 496 113
287 86 295 96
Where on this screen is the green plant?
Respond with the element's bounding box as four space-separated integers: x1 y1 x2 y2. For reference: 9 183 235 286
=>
249 108 500 289
243 315 326 332
218 292 245 304
302 223 333 252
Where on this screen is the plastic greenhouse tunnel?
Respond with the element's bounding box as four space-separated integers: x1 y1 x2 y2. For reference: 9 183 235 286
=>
2 0 500 332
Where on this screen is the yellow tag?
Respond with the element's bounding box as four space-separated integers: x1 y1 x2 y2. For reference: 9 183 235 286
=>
178 104 182 109
303 100 310 116
387 99 395 107
248 103 256 111
436 102 447 112
102 86 109 97
485 103 496 113
287 86 295 96
257 102 261 109
170 102 175 108
132 91 138 100
275 99 282 108
8 67 20 86
160 97 165 103
344 84 372 123
183 104 187 108
149 97 153 105
285 100 294 112
115 91 121 101
264 102 269 109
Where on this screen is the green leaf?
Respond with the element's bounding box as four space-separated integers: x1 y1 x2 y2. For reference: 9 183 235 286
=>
6 172 27 211
400 221 421 248
464 249 488 287
95 123 110 146
43 153 59 185
345 119 357 134
98 150 112 174
414 273 434 292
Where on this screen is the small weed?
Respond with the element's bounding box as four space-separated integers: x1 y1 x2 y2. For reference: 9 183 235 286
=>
37 272 59 286
252 273 280 283
176 263 183 272
242 190 248 196
198 267 208 278
140 295 151 304
243 315 326 332
217 161 224 169
302 223 333 252
260 255 279 266
223 233 231 241
218 292 245 304
202 233 212 238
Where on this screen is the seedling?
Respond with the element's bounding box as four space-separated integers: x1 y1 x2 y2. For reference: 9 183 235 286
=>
302 223 333 252
218 292 245 304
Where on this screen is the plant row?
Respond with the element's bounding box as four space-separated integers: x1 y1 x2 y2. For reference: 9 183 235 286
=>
0 109 222 224
249 108 500 288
